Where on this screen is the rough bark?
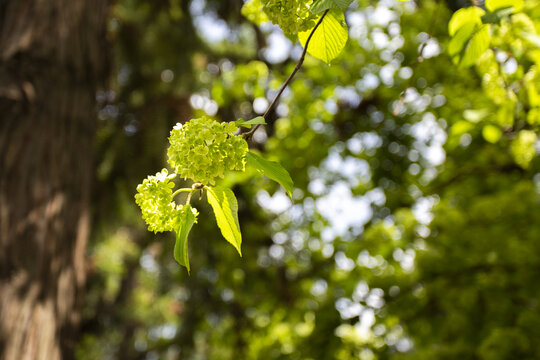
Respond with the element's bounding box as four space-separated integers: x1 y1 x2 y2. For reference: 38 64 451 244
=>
0 1 108 359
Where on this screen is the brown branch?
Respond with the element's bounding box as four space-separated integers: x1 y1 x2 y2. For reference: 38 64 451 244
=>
243 9 330 140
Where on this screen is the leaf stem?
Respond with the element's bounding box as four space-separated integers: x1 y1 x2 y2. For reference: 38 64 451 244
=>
174 183 205 204
186 190 195 204
172 188 193 198
243 10 330 140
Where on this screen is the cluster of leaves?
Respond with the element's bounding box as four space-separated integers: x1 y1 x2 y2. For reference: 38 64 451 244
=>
243 0 353 64
447 0 540 168
135 116 293 271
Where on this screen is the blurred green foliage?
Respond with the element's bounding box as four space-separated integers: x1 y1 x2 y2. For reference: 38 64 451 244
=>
80 0 540 359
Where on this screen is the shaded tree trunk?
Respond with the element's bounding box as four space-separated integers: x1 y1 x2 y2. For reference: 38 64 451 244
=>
0 1 108 359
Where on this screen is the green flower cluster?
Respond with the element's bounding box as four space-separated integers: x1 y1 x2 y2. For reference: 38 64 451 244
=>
167 117 248 185
261 0 316 36
135 169 183 233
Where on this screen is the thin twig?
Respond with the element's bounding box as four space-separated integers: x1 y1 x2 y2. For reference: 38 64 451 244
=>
243 10 330 140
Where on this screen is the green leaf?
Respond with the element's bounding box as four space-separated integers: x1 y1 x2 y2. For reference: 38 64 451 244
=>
510 130 537 169
463 109 489 123
310 0 353 14
521 32 540 47
497 101 515 127
205 186 242 256
235 116 266 128
485 0 523 13
448 22 491 67
298 11 348 64
310 0 334 14
448 6 485 36
329 0 353 10
513 13 540 47
482 124 502 143
246 151 294 198
173 205 197 273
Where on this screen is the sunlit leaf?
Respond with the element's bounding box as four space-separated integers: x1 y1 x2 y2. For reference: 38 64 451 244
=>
298 11 348 64
246 151 294 198
449 22 491 67
448 6 485 36
497 101 515 127
482 124 502 143
235 116 266 128
205 186 242 256
310 0 353 14
464 109 489 123
173 205 197 273
485 0 523 13
511 130 537 168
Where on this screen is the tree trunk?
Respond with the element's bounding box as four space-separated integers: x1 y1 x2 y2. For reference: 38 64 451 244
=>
0 1 108 359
